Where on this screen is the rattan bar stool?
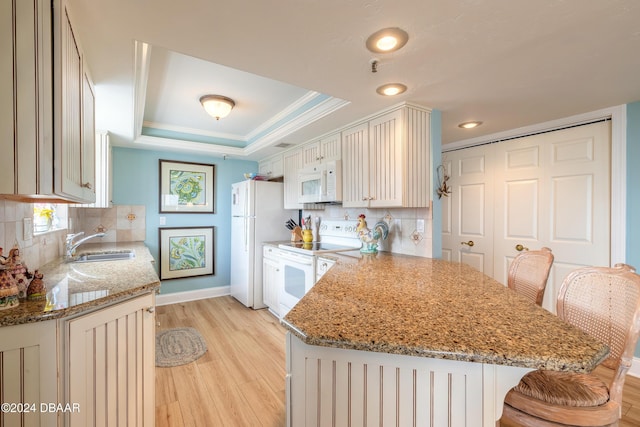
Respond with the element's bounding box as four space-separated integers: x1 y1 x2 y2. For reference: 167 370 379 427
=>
507 247 554 306
501 263 640 427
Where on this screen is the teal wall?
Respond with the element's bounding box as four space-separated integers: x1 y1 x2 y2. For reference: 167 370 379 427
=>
626 102 640 268
111 146 257 294
626 102 640 357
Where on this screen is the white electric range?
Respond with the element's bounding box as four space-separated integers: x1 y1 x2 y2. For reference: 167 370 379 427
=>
277 220 361 317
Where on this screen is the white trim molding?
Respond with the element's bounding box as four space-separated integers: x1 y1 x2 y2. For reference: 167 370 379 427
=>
131 41 349 158
155 286 230 306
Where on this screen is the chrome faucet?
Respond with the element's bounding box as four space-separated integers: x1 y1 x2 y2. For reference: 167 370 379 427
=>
65 232 106 259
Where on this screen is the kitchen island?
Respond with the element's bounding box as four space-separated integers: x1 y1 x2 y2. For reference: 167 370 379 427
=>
0 241 159 427
282 252 608 427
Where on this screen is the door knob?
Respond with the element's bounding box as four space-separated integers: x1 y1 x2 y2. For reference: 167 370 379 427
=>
515 244 529 252
461 240 474 247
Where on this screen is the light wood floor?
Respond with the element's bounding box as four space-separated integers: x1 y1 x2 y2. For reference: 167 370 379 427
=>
156 296 640 427
155 296 286 427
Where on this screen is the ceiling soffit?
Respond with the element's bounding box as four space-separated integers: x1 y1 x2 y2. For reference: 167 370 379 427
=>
132 41 349 157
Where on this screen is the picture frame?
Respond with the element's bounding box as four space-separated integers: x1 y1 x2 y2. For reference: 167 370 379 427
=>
159 160 215 213
159 226 215 280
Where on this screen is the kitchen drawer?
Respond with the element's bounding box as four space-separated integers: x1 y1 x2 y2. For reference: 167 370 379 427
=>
263 245 281 260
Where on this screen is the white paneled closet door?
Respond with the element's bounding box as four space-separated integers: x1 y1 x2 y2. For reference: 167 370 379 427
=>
493 121 611 312
441 144 495 275
443 121 611 313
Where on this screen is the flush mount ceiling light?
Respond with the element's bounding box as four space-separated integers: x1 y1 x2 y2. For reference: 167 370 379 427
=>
199 95 235 120
376 83 407 96
366 27 409 53
458 121 483 129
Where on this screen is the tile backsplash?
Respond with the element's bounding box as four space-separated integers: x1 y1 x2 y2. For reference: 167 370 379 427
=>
303 205 433 257
0 200 66 271
69 205 146 243
0 200 146 271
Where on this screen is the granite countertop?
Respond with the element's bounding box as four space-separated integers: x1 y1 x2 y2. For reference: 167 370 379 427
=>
0 242 160 327
282 252 609 373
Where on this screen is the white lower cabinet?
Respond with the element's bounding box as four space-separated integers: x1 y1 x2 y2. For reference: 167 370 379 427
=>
0 321 58 427
65 293 156 427
263 246 282 317
286 333 530 427
0 292 156 427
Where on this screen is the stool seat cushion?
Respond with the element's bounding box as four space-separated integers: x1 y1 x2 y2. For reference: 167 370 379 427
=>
513 370 610 407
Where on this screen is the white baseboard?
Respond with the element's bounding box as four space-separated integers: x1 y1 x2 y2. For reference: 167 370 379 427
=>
155 286 230 306
628 357 640 378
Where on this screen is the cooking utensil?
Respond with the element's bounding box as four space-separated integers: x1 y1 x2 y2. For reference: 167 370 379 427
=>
286 219 297 230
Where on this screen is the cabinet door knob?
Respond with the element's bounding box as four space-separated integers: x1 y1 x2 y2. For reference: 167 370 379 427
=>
82 182 93 189
146 307 155 313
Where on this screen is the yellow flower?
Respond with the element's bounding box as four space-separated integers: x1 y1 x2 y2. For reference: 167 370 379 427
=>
35 207 54 220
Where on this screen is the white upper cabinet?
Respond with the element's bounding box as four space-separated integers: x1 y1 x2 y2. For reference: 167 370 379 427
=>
283 149 304 209
301 132 341 168
81 72 96 199
341 104 431 208
53 0 96 203
0 0 54 197
341 122 370 208
258 154 284 178
0 0 95 203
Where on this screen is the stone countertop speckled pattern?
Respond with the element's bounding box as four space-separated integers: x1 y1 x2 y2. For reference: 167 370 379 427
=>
282 252 609 373
0 242 160 327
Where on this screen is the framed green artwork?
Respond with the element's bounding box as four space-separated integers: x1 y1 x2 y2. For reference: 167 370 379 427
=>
159 226 214 280
159 160 215 213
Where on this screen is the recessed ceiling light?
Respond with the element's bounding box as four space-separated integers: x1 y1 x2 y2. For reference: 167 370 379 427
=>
458 121 483 129
376 83 407 96
366 28 409 53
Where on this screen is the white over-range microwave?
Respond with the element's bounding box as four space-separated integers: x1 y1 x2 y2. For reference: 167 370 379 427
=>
297 160 342 203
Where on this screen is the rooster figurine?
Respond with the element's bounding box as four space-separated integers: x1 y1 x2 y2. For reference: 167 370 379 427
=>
356 214 389 253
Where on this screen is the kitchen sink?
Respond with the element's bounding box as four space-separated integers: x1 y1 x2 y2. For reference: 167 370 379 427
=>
73 249 135 262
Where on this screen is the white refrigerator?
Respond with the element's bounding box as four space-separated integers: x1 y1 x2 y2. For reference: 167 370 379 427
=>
230 180 294 308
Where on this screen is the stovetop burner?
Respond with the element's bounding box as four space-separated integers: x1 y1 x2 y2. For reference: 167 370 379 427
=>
278 241 360 254
278 219 361 255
